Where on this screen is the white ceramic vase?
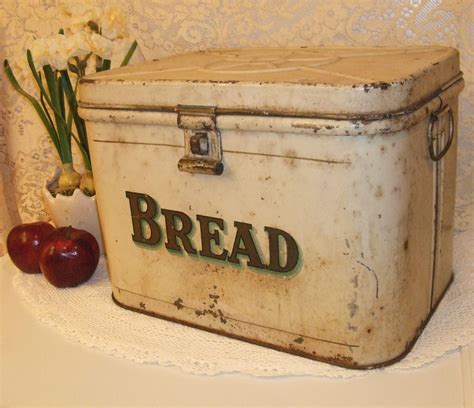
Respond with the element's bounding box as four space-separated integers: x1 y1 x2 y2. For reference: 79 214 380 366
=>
41 168 104 254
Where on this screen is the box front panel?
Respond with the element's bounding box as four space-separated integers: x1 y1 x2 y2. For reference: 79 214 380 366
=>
87 116 440 367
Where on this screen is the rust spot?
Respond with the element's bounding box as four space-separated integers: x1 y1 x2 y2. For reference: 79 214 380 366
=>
294 337 304 344
404 239 409 251
139 301 146 310
380 145 386 154
366 328 372 334
347 323 358 332
323 355 355 366
173 298 184 310
285 149 298 168
348 301 359 318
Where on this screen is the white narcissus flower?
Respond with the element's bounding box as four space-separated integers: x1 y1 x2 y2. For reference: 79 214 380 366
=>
30 38 52 68
66 31 93 59
30 33 91 71
99 5 129 40
85 32 114 60
46 34 72 70
25 4 132 72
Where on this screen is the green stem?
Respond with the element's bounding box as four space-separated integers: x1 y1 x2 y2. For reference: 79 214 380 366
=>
60 70 88 151
39 87 61 153
57 71 66 118
70 132 92 171
102 59 111 71
26 51 78 139
120 40 138 67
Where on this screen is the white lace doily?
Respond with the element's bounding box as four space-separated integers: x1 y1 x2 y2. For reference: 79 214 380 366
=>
9 230 473 378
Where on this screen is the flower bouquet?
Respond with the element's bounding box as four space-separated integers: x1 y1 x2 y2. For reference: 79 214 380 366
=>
3 4 138 197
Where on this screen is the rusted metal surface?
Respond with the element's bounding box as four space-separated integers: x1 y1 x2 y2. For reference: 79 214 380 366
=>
111 274 453 369
78 47 463 368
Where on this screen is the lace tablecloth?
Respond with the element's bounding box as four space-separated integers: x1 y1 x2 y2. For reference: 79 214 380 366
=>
8 230 473 378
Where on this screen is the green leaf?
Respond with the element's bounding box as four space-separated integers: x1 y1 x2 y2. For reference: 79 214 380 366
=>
43 64 72 164
3 59 63 160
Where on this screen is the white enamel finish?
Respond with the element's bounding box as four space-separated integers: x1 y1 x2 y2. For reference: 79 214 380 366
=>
78 47 462 368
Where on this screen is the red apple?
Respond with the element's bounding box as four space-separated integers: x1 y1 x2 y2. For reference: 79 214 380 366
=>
39 226 100 288
7 222 56 273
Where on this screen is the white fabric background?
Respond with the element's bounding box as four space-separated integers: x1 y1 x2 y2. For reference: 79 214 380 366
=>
0 0 472 376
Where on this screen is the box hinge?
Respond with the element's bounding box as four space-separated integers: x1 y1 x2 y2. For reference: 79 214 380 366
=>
177 105 223 175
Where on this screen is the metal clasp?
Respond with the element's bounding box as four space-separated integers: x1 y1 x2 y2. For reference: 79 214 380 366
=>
427 104 454 162
177 105 224 175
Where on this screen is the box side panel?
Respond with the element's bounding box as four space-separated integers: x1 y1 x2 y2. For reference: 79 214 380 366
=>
430 97 459 306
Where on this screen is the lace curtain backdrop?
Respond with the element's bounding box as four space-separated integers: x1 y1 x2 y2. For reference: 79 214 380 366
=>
0 0 472 378
0 0 472 255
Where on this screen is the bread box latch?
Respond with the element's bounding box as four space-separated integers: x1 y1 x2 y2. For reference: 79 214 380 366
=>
177 105 223 175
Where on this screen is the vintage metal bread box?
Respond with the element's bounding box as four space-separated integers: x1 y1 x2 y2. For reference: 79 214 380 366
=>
78 47 463 368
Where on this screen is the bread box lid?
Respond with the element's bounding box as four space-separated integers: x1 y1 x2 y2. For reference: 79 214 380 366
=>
79 46 461 117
